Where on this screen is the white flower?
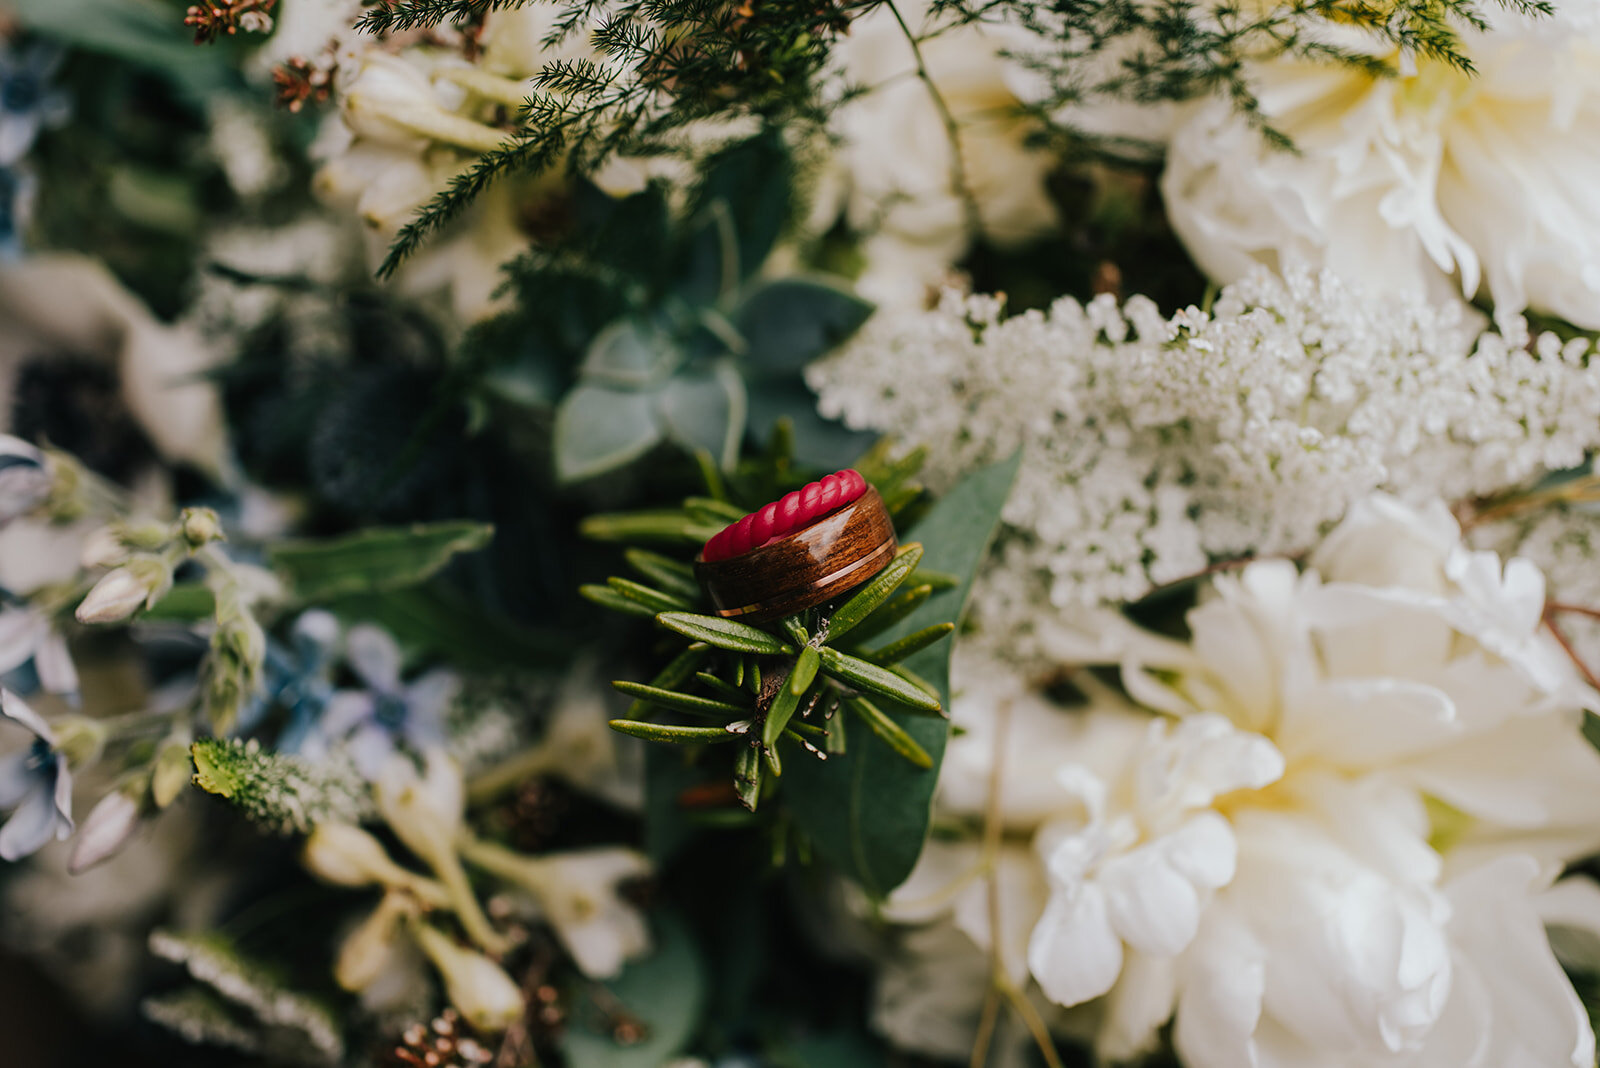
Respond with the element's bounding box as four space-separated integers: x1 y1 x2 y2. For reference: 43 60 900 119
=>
809 268 1600 665
301 822 448 907
74 557 171 624
0 598 76 697
817 0 1057 306
877 496 1600 1066
66 789 141 875
1156 9 1600 327
0 254 230 479
460 836 652 979
0 435 50 525
410 921 524 1033
334 888 418 993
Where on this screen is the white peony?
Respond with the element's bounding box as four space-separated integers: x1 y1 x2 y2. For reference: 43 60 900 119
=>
818 0 1058 307
1157 7 1600 327
876 495 1600 1066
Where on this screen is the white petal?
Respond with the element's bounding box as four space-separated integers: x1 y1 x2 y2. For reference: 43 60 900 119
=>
1028 883 1123 1007
344 624 403 691
0 689 53 744
1099 845 1203 957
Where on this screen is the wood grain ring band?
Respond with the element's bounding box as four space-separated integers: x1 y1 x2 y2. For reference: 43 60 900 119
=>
694 487 897 621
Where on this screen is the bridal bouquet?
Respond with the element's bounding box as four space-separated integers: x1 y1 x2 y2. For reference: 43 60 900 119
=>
4 0 1600 1065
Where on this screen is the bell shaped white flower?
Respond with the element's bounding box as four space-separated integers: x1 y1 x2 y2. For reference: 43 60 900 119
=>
459 836 652 979
335 889 419 993
410 921 524 1033
301 821 448 907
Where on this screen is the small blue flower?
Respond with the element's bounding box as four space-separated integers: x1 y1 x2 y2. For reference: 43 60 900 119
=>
234 609 339 750
0 42 70 167
0 689 73 860
304 624 457 780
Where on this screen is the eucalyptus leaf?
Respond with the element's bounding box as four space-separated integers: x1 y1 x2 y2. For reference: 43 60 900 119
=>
658 361 747 471
581 317 680 387
734 275 874 373
270 521 493 601
784 452 1022 895
554 384 664 482
559 912 707 1068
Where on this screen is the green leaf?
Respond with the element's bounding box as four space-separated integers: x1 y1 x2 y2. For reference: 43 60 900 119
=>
761 678 803 751
1584 710 1600 754
582 510 705 545
581 318 680 388
629 644 711 719
657 612 791 655
818 647 941 713
612 681 748 720
694 671 745 699
784 451 1021 895
658 362 747 471
143 582 216 622
270 522 493 601
559 912 707 1068
861 622 956 665
9 0 236 106
735 743 762 811
607 577 695 613
554 383 664 482
735 276 875 373
842 584 935 645
825 543 924 641
581 584 658 618
790 646 821 696
331 585 570 672
624 549 702 601
844 697 931 768
608 720 745 744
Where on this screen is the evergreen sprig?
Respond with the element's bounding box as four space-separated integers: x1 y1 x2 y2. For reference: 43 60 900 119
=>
581 431 945 810
367 0 858 277
603 540 953 810
941 0 1552 146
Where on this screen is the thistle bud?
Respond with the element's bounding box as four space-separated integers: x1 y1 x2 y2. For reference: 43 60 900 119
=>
76 556 172 624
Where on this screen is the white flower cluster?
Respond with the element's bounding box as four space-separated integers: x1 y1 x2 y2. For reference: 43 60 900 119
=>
808 268 1600 662
877 496 1600 1067
1472 499 1600 666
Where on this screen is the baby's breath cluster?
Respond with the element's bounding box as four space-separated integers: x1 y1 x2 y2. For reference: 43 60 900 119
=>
809 268 1600 662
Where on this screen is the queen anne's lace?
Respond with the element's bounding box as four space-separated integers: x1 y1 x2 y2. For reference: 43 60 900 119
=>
808 268 1600 662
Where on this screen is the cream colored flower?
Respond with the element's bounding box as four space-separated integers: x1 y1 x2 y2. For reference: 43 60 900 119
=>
1157 8 1600 327
819 0 1058 306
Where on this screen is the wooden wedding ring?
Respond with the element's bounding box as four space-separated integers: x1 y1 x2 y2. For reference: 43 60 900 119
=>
694 481 897 621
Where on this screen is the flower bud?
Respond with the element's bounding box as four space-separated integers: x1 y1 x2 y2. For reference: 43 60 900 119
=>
79 526 129 570
151 734 193 809
178 506 225 551
76 556 172 624
411 922 524 1033
50 714 107 767
302 822 450 906
205 609 267 732
335 890 416 993
68 788 142 874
